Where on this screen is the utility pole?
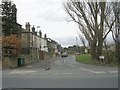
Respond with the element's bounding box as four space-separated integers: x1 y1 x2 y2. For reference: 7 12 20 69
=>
37 26 40 61
76 37 79 53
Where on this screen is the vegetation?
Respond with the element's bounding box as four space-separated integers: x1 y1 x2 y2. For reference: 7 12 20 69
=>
64 1 120 64
76 53 118 66
76 54 91 64
2 34 21 57
1 0 21 57
64 45 86 55
1 0 17 36
111 2 120 64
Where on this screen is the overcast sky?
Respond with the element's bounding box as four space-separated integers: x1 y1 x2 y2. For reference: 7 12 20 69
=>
12 0 81 47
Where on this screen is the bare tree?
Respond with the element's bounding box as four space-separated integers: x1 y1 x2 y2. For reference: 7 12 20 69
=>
111 1 120 62
77 31 86 53
64 1 115 61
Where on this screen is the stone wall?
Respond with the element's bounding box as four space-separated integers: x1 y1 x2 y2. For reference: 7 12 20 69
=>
2 57 18 69
39 51 50 60
2 57 10 69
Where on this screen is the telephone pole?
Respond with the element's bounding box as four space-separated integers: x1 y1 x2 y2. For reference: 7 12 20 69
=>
76 37 79 53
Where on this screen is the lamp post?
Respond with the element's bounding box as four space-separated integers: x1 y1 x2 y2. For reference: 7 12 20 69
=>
37 26 41 61
43 45 50 70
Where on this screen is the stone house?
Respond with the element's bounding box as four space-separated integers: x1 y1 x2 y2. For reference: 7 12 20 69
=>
21 23 39 64
21 22 50 63
47 38 60 57
39 34 48 59
21 22 31 64
0 16 2 61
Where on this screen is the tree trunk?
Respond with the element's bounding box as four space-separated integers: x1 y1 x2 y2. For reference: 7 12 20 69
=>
96 2 105 61
104 41 109 63
97 39 103 61
90 41 97 61
115 40 120 63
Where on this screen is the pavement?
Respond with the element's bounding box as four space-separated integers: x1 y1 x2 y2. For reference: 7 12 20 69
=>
2 57 58 70
0 61 2 69
0 61 2 90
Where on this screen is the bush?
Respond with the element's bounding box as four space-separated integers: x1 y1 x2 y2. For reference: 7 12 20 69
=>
103 50 118 64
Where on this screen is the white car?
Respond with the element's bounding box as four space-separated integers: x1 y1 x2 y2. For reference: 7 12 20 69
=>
61 52 68 57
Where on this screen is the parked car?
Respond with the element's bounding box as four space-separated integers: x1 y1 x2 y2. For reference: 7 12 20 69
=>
61 52 68 57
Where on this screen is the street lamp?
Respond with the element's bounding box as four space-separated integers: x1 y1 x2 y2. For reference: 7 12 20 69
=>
37 26 41 61
43 45 51 70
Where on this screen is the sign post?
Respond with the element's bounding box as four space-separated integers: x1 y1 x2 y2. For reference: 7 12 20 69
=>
99 56 105 64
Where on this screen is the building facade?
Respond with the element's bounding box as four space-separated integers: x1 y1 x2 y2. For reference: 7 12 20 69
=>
1 0 62 69
0 16 2 61
21 22 55 64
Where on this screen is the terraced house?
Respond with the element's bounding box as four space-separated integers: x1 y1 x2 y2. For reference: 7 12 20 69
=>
1 0 62 69
0 16 2 61
21 22 50 64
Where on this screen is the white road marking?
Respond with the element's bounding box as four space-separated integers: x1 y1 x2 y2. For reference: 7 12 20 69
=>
52 73 61 75
108 71 118 73
74 73 80 75
64 59 110 74
63 73 72 75
39 73 49 75
80 68 107 74
80 68 95 73
63 60 66 63
64 59 117 74
94 71 106 74
8 70 37 75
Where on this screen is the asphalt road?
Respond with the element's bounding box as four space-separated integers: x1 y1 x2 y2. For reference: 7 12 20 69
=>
2 55 118 88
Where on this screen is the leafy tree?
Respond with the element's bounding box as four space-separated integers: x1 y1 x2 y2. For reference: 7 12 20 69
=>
1 1 21 57
1 0 17 36
2 1 12 36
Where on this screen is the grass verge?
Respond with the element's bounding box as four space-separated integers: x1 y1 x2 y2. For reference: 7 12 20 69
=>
76 54 91 64
76 54 118 67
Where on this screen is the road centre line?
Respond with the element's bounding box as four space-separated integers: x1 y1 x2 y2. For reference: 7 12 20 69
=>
64 59 106 74
80 68 106 74
52 73 61 75
80 68 95 73
94 71 106 74
64 59 105 74
39 73 49 75
108 71 118 73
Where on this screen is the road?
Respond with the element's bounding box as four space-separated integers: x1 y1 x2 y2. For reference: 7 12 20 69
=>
2 55 118 88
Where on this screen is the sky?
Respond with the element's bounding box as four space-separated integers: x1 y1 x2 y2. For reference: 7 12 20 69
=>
12 0 81 47
0 0 114 47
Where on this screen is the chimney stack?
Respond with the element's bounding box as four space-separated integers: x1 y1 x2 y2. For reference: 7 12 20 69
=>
25 22 30 32
44 33 47 39
39 30 42 37
32 25 35 34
